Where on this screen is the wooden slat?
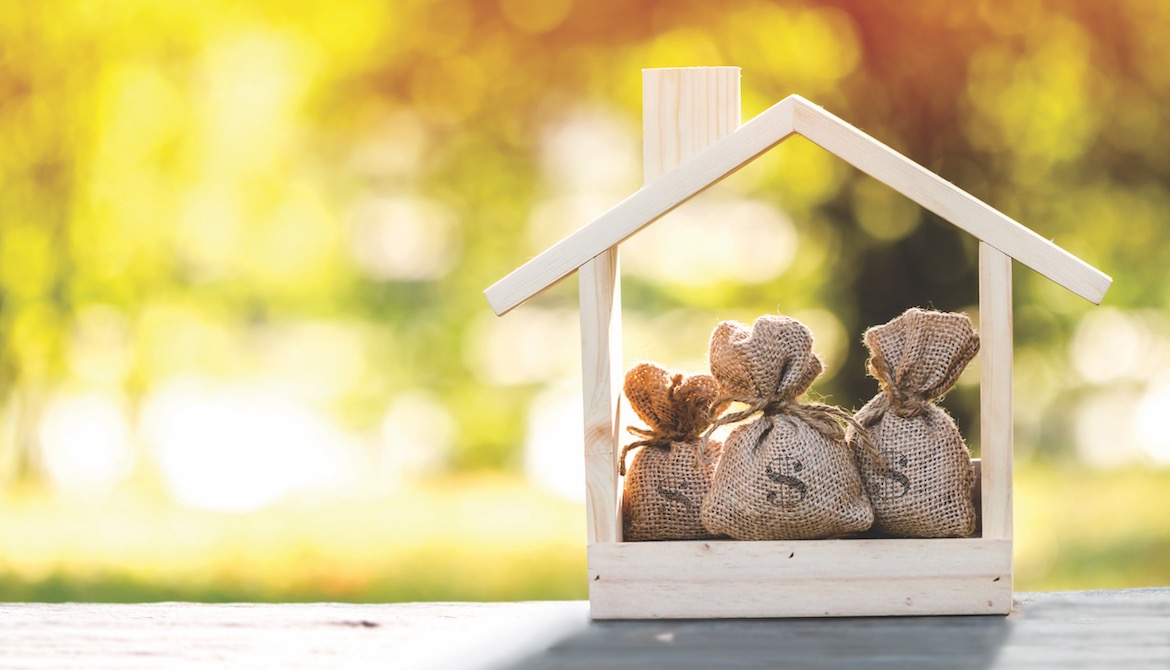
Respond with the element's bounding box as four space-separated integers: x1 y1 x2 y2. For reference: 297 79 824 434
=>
484 96 793 316
579 249 623 544
589 538 1012 619
792 97 1110 304
979 243 1014 544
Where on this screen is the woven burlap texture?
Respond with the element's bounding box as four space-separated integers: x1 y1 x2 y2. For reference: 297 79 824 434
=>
621 362 727 541
701 315 874 541
848 307 980 538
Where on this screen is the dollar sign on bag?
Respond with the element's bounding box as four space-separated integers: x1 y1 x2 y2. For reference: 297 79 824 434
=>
765 456 808 505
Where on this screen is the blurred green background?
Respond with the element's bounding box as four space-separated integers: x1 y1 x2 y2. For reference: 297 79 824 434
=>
1 0 1168 602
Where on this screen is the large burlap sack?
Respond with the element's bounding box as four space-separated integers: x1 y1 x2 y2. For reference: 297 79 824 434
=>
848 308 980 538
620 362 727 541
700 316 874 541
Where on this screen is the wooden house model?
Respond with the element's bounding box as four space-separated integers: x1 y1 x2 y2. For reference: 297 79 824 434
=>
485 67 1111 619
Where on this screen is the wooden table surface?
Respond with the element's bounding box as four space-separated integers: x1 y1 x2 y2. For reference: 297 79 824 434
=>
2 589 1167 669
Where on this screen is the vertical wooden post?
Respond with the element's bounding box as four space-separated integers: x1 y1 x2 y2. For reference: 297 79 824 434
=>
979 242 1013 550
579 67 740 546
580 250 622 544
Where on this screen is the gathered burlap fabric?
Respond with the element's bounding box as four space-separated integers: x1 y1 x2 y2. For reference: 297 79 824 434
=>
848 308 980 538
700 316 874 541
620 362 728 541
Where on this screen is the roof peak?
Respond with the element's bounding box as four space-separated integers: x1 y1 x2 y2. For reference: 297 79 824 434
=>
486 94 1110 315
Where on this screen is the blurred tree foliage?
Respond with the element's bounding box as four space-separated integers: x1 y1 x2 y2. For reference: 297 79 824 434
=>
1 0 1167 488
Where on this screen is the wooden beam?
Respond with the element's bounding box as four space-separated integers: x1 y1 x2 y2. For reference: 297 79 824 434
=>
979 243 1014 546
485 95 1111 315
579 249 622 544
485 88 786 316
792 97 1110 304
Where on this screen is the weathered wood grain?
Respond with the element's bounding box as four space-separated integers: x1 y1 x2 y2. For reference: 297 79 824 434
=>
1 590 1166 669
0 601 586 670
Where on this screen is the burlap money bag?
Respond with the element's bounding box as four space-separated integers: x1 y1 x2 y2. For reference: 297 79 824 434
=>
620 362 727 541
848 308 980 538
700 316 874 541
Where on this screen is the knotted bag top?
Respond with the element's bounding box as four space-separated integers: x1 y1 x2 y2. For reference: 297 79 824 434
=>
708 315 823 403
703 315 878 462
864 308 980 418
620 362 726 475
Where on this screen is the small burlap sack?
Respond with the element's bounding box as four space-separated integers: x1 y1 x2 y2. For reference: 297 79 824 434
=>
848 308 980 538
620 362 728 541
700 315 874 541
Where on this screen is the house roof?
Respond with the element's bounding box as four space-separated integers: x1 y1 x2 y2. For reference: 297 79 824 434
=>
485 95 1112 316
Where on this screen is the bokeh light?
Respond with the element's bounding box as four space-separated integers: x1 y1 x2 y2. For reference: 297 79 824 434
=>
0 0 1168 602
143 379 360 512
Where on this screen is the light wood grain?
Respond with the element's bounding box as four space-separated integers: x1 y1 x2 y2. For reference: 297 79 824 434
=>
484 96 792 315
579 249 623 544
642 67 740 182
791 97 1109 304
979 243 1014 546
0 601 588 670
588 538 1012 618
578 68 743 546
486 94 1110 315
3 592 1167 670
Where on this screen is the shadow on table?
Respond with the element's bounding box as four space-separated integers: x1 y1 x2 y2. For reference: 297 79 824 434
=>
503 612 1011 670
